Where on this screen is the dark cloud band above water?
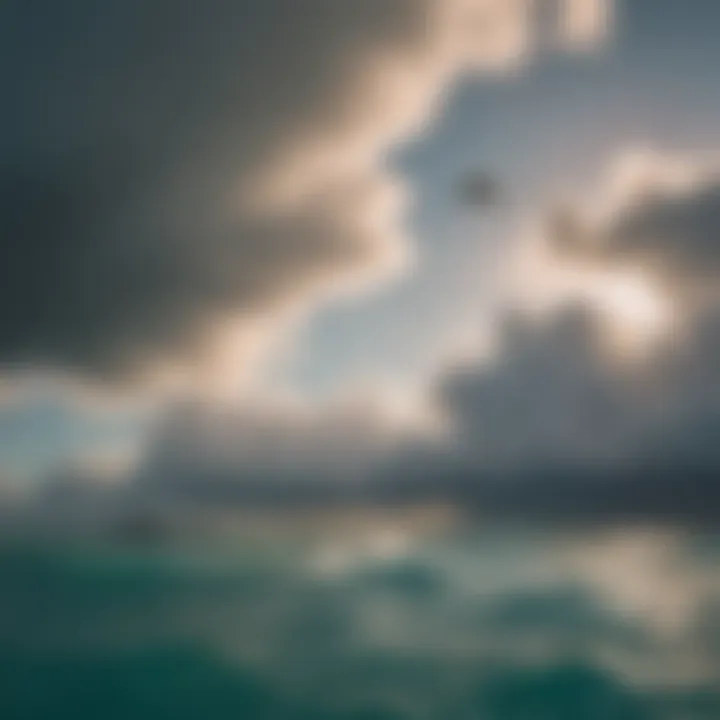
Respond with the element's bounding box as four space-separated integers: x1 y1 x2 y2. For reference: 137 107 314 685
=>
105 151 720 521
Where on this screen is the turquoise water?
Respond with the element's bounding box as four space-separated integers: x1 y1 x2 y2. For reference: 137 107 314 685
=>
1 528 718 719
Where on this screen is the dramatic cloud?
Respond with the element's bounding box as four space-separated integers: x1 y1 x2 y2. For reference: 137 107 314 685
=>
33 147 720 521
134 394 433 505
1 1 633 518
0 0 608 388
561 0 615 49
421 150 720 516
436 305 643 472
550 151 720 305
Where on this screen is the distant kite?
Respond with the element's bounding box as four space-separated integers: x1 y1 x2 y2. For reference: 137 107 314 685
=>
456 171 503 209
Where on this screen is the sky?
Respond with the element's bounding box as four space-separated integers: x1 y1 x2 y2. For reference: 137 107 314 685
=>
1 0 720 520
284 0 720 395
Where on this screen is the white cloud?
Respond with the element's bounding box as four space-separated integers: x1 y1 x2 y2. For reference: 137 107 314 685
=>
560 0 615 49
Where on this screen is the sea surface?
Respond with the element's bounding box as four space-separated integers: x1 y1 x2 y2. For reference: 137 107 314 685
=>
1 522 719 719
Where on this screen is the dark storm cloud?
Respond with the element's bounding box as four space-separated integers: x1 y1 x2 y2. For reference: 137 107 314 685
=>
423 305 720 519
0 0 463 380
3 0 654 520
604 181 720 283
0 146 384 378
436 305 640 471
0 0 611 383
131 152 720 520
410 158 720 518
122 303 720 520
550 160 720 302
128 396 425 510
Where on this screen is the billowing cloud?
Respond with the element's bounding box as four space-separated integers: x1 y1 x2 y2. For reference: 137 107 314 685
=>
1 1 637 519
0 0 608 389
30 146 720 521
561 0 615 49
417 150 720 517
549 150 720 306
134 393 433 505
436 305 643 472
